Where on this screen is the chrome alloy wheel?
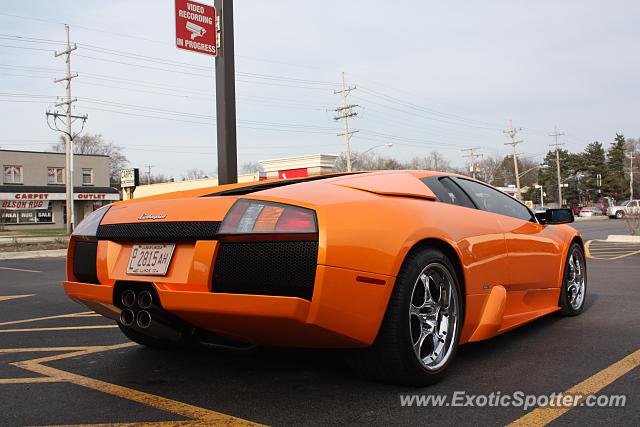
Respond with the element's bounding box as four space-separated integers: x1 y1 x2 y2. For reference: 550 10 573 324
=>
567 249 585 310
409 262 459 371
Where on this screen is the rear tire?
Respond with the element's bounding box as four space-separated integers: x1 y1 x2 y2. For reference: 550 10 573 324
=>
347 247 463 386
559 243 587 316
118 324 182 350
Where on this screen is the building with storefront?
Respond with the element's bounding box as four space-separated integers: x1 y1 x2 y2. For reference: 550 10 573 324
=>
0 149 119 230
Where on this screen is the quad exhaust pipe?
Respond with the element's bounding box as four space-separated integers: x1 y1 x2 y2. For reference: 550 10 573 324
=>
121 290 136 308
136 310 152 329
117 289 182 341
120 308 135 326
137 291 153 309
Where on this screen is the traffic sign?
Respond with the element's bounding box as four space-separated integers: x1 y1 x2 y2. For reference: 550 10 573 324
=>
175 0 217 56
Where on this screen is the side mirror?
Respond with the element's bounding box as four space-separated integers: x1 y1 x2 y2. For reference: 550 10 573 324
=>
536 208 574 225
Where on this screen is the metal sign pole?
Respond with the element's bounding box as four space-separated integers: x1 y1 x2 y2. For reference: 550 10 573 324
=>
214 0 238 184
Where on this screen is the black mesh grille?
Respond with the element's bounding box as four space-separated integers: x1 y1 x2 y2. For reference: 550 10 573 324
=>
96 221 221 242
73 240 99 284
212 241 318 300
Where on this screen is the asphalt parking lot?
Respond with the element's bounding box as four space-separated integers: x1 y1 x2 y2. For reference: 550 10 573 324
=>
0 220 638 426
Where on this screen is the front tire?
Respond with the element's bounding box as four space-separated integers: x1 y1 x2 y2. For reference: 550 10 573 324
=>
347 247 463 386
559 243 587 316
615 211 624 219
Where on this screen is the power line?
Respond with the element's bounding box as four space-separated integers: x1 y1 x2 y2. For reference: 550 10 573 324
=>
358 86 504 130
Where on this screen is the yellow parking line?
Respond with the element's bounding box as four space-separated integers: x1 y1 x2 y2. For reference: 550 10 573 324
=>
0 325 118 333
591 244 640 249
589 251 640 254
0 294 34 302
0 311 97 327
508 348 640 426
0 346 106 354
589 247 640 250
0 266 42 273
608 250 640 260
588 250 640 260
9 343 261 426
584 240 640 260
48 422 199 427
0 377 60 384
584 240 593 258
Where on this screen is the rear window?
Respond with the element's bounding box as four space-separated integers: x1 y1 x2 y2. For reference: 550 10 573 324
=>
421 176 476 209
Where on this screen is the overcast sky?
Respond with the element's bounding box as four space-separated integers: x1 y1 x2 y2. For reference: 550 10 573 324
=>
1 1 639 178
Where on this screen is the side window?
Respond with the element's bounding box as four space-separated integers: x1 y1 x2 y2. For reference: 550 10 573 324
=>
421 177 475 209
455 178 534 222
629 201 638 208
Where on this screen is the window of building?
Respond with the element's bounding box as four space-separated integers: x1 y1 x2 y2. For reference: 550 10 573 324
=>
0 207 53 224
82 168 94 185
47 167 65 184
3 165 23 184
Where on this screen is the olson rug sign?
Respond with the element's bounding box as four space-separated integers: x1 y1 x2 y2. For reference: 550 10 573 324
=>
175 0 217 56
1 200 50 210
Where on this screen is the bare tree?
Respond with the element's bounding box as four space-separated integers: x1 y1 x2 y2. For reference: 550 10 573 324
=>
50 134 128 185
335 151 450 172
474 153 503 185
406 151 452 172
182 168 209 181
239 162 264 174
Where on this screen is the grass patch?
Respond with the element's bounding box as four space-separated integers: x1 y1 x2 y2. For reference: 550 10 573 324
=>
0 228 68 237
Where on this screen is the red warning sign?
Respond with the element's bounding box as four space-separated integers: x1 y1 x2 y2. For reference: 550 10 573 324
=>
175 0 217 56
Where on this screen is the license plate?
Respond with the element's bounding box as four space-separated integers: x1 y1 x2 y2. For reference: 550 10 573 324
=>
127 244 175 276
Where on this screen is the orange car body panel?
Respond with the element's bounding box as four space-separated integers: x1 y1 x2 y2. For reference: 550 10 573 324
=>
64 171 582 348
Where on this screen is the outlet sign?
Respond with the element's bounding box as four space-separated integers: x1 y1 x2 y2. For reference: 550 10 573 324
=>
175 0 217 56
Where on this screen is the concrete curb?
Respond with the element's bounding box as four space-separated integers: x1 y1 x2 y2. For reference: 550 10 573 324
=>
0 249 67 260
0 236 69 244
606 235 640 243
575 216 609 222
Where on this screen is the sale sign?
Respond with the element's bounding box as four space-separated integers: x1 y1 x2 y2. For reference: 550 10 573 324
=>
175 0 217 56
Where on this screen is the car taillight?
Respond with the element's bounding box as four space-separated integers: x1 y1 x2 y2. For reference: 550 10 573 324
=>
219 199 317 235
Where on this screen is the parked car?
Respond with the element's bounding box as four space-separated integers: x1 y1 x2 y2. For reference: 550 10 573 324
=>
63 171 586 386
579 206 602 217
607 200 640 219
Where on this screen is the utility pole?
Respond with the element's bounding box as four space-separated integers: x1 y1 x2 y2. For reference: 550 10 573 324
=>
334 72 358 172
462 147 483 179
503 120 523 199
214 0 238 185
145 165 154 185
45 24 86 234
549 125 565 206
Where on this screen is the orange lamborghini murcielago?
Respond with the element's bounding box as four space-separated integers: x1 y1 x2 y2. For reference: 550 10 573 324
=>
64 171 586 385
